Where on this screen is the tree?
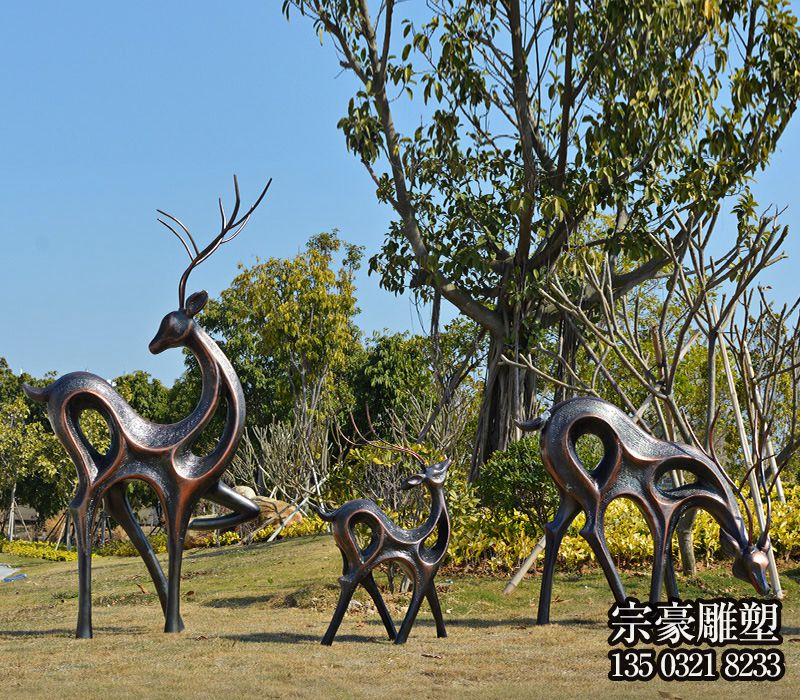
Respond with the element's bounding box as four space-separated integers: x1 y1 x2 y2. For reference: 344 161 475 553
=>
348 331 438 441
0 362 74 530
283 0 800 473
112 371 172 424
207 231 363 503
504 212 800 584
349 320 484 465
203 231 363 420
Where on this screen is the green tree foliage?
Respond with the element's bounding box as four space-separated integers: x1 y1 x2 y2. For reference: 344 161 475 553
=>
345 316 485 471
477 436 558 535
0 361 73 522
202 231 364 424
283 0 800 469
113 370 172 423
349 331 432 433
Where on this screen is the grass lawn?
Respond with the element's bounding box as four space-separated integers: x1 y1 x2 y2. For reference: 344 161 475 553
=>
1 535 799 699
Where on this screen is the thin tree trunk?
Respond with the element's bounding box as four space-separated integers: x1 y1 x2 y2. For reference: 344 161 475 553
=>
6 481 16 541
675 510 697 576
713 305 783 598
554 317 579 404
651 327 696 576
65 511 72 552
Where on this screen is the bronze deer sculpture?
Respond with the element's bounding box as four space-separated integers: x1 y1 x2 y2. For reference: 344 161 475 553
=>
23 176 269 638
519 397 771 625
315 435 451 645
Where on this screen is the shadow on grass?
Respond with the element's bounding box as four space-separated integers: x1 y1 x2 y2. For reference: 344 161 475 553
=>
546 617 605 628
222 630 386 645
185 535 330 560
439 617 604 629
204 594 280 608
0 626 133 638
222 616 602 645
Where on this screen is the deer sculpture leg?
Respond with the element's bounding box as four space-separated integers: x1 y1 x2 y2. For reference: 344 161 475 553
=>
361 572 397 641
70 496 98 639
322 566 360 646
538 495 581 624
580 510 627 604
648 517 669 604
425 584 447 638
187 481 261 531
163 499 194 633
395 571 428 645
102 483 177 626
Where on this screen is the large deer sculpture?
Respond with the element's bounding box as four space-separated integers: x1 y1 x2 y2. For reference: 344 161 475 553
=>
519 397 772 625
23 176 269 638
315 432 451 645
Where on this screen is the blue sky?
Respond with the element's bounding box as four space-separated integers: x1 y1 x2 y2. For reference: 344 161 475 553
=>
0 2 798 384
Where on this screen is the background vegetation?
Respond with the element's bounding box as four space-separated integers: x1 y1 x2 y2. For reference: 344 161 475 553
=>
2 1 800 585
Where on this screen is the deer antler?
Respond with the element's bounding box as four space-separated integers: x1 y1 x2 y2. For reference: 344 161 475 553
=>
158 175 272 307
156 211 200 260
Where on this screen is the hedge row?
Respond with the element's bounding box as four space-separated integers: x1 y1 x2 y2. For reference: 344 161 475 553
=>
5 486 797 574
444 483 800 574
0 538 77 562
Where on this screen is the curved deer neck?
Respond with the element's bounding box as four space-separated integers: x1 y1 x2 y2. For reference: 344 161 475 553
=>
177 323 245 448
702 487 751 551
413 484 448 543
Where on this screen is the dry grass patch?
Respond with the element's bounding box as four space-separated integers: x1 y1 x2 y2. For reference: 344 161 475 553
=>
1 535 799 698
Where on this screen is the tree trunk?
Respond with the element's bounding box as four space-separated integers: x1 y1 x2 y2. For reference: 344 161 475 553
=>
5 481 16 541
471 334 537 480
676 509 698 576
555 319 579 403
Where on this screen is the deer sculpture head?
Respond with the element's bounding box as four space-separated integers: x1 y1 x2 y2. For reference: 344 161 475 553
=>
729 537 771 595
705 425 772 596
400 459 451 491
150 175 271 355
149 291 209 354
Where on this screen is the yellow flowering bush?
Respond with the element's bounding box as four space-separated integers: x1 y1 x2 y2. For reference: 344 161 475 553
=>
252 514 328 543
0 539 78 562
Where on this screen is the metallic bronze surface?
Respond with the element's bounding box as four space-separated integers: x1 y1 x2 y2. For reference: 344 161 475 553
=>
520 397 771 624
23 177 269 638
315 459 451 645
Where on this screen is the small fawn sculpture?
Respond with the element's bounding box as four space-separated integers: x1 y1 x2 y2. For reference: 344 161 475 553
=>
316 444 451 645
23 176 269 638
519 397 771 624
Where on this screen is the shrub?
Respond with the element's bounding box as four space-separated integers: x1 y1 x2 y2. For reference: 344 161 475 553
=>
477 436 558 537
218 530 241 546
0 539 78 562
447 478 541 574
95 533 168 557
252 514 328 543
95 530 243 555
761 485 800 560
